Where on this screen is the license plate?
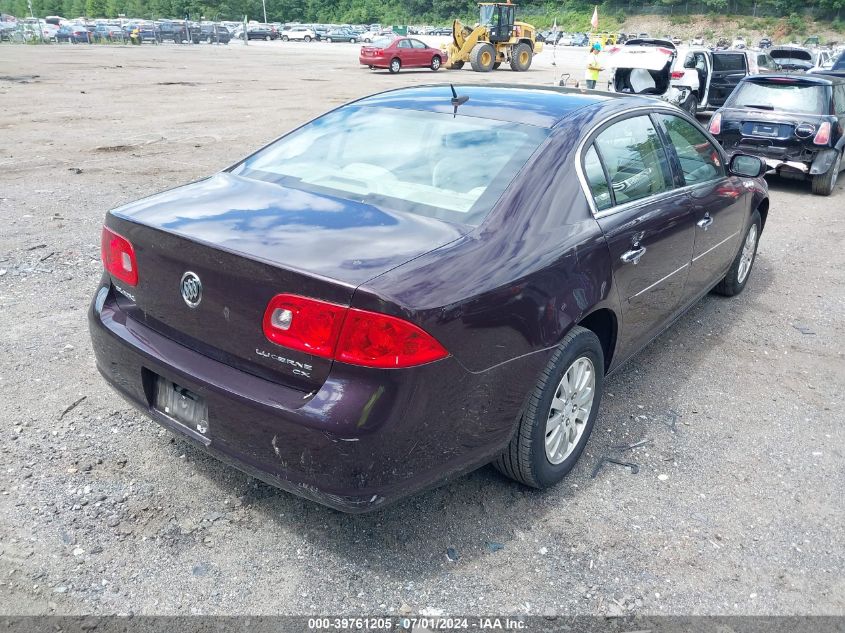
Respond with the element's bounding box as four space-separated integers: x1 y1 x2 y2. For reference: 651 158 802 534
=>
154 377 209 436
752 123 779 138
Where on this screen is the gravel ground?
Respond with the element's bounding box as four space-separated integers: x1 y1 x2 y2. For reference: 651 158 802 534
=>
0 43 843 617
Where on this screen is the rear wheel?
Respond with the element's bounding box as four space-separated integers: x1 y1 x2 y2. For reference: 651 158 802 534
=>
811 151 840 196
264 35 270 41
326 37 332 42
281 35 288 41
469 42 496 72
389 57 401 73
493 326 604 488
304 35 311 42
510 42 533 71
350 38 356 44
683 93 698 116
431 55 441 71
714 210 761 296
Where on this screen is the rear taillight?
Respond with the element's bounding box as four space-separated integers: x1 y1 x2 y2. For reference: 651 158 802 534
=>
670 70 684 80
101 226 138 286
709 112 722 136
262 294 448 368
813 121 831 145
263 294 346 358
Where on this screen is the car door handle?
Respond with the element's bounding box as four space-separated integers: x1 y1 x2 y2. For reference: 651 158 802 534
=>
620 246 647 265
697 214 714 230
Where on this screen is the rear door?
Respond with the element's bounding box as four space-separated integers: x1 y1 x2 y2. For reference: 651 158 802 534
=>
582 114 695 359
709 52 747 107
656 113 746 292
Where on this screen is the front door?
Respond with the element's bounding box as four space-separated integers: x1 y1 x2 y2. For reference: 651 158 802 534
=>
655 113 746 292
582 114 695 359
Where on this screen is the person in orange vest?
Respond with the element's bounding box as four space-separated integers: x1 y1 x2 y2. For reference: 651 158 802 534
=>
584 42 603 89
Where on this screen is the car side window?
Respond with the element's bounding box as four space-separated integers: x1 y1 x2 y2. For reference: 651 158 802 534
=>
593 115 674 206
398 39 411 48
411 39 426 49
583 146 612 211
657 114 725 186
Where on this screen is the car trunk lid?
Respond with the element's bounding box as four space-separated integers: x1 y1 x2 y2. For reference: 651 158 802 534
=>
106 173 467 392
608 44 675 95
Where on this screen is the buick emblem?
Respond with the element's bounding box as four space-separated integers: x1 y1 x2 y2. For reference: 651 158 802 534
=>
180 271 202 308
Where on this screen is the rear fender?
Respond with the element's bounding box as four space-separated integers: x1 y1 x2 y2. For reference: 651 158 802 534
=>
810 149 838 175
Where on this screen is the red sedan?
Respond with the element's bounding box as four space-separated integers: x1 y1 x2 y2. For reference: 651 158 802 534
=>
359 37 445 73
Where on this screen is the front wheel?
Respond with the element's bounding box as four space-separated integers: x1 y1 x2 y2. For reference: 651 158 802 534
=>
389 57 401 73
493 326 604 488
304 35 311 42
265 35 270 41
350 38 356 44
431 55 441 71
811 151 840 196
714 210 761 296
510 42 533 71
326 37 332 42
281 35 288 41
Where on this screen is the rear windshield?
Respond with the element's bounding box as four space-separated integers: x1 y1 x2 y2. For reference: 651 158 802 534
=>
729 81 828 115
712 53 746 72
231 106 549 226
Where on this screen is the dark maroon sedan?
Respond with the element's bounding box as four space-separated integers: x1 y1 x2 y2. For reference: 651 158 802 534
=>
90 86 769 512
359 36 445 73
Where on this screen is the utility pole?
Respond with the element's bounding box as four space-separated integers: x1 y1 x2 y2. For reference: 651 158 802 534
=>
262 0 267 24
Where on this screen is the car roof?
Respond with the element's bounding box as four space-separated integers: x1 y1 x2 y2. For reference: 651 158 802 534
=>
353 85 647 128
743 72 843 85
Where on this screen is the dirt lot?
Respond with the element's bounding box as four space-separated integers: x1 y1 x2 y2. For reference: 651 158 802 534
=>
0 42 843 617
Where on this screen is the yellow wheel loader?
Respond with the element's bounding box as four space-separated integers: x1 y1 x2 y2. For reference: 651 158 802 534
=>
443 2 543 72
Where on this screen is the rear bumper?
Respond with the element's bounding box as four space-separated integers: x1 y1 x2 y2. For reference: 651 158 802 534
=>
720 141 834 179
359 55 388 68
89 280 540 512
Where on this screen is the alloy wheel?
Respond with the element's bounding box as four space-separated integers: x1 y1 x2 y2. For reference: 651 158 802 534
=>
737 224 757 284
545 357 595 465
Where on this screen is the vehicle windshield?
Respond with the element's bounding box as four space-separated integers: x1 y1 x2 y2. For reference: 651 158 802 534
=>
479 5 495 25
231 106 549 225
730 81 827 115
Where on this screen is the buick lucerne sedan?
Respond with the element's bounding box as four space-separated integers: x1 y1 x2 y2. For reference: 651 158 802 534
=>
90 86 769 512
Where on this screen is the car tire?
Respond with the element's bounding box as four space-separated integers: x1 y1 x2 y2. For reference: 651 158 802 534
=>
389 57 401 73
207 36 212 43
470 42 496 72
350 38 356 44
281 35 288 41
326 37 332 42
684 93 698 116
714 210 761 297
304 35 311 42
431 55 441 71
492 326 604 488
811 152 840 196
509 42 533 71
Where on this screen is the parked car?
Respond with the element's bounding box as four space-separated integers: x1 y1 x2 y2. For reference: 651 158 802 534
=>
731 36 747 49
607 40 775 113
282 26 315 41
428 27 452 36
193 24 230 44
90 85 769 512
156 20 192 43
812 50 845 76
710 74 845 195
690 35 705 46
359 37 445 73
124 22 159 43
769 45 819 72
571 32 588 46
325 28 358 43
92 24 124 41
237 24 275 40
56 24 91 43
758 37 773 49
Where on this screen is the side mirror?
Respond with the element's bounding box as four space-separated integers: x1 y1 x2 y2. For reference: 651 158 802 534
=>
729 154 767 178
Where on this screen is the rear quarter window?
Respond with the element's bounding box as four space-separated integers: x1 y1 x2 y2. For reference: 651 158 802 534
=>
713 53 746 72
